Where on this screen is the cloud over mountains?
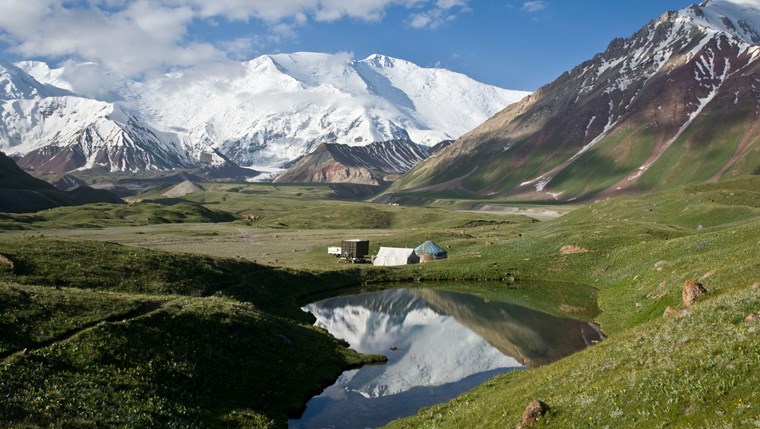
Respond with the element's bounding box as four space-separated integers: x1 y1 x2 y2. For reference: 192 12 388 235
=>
0 0 473 78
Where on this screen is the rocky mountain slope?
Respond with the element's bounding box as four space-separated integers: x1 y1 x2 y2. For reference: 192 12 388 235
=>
273 140 429 185
390 0 760 201
7 53 528 176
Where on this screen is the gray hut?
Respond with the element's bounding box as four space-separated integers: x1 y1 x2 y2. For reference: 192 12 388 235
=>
414 241 448 262
341 239 369 263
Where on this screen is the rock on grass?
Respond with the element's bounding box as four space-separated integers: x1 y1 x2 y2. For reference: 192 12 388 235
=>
682 280 707 306
517 400 549 429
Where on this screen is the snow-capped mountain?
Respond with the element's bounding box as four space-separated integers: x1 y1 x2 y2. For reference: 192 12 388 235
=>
13 52 528 174
390 0 760 200
0 63 72 101
0 63 243 175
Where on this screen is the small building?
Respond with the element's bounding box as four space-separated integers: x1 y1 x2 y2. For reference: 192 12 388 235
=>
414 240 448 262
341 239 369 263
373 247 420 266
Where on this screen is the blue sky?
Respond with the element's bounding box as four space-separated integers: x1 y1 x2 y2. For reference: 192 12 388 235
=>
0 1 697 90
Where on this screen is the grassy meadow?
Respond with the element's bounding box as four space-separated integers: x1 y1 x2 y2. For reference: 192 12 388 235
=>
1 178 760 427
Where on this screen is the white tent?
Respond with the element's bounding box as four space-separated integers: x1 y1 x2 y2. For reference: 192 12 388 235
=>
372 247 420 266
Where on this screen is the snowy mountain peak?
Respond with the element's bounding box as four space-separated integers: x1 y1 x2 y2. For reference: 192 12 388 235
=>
680 0 760 44
3 52 529 175
363 54 400 68
131 52 529 167
0 62 71 100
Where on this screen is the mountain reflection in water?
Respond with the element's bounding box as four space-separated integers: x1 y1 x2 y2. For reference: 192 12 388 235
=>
289 287 602 429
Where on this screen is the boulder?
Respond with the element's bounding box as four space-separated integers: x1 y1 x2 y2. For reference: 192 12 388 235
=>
0 254 14 272
682 280 707 306
517 400 549 429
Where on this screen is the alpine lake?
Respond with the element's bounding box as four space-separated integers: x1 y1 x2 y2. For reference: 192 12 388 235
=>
289 283 603 429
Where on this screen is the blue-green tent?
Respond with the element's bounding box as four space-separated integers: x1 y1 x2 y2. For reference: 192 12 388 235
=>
414 241 447 261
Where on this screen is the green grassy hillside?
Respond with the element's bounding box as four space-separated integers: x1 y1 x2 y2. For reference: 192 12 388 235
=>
0 152 123 214
2 177 760 428
0 201 235 230
0 238 383 428
387 286 759 428
383 178 760 428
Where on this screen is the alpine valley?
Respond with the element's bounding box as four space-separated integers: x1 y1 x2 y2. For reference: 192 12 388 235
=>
5 2 760 429
388 0 760 202
0 53 527 182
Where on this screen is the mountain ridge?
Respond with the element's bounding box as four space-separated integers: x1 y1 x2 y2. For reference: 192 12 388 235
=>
388 0 760 201
7 53 528 175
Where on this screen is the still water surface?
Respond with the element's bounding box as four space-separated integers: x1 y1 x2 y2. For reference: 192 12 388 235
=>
289 287 602 429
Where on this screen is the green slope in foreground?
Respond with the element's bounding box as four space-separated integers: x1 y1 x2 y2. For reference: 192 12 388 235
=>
0 239 383 428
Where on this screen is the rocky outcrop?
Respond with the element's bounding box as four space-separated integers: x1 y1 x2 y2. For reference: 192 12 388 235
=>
682 280 707 306
274 140 429 185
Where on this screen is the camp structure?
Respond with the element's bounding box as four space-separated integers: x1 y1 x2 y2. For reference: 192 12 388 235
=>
414 240 448 262
372 247 420 266
340 239 369 263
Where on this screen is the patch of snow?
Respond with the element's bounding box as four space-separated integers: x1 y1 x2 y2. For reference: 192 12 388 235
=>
596 57 626 77
583 116 597 139
534 177 552 192
245 165 284 182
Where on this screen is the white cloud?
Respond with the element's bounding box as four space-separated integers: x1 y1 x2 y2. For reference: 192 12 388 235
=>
409 12 433 28
58 61 129 100
0 0 57 37
409 9 455 29
175 0 415 23
521 1 547 12
408 0 470 29
0 0 472 78
218 37 263 61
436 0 469 10
1 1 223 77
